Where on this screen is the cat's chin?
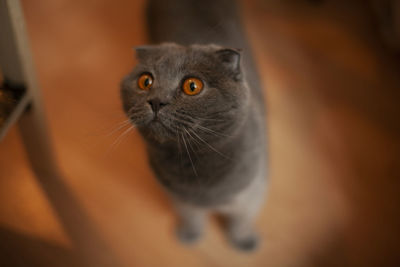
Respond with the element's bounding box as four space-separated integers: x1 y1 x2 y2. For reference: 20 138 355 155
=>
139 120 176 144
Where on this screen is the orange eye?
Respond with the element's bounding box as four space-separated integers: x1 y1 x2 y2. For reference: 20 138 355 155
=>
182 78 203 96
138 73 153 90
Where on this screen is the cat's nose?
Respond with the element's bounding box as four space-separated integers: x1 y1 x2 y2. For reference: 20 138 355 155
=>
147 98 168 114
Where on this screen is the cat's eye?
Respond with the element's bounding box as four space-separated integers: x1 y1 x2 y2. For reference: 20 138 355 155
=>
182 78 203 96
138 73 153 90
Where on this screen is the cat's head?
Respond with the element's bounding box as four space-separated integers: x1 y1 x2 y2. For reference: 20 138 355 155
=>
120 43 250 144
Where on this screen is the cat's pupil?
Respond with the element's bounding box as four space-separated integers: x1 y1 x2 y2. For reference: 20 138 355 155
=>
190 82 196 91
144 78 150 87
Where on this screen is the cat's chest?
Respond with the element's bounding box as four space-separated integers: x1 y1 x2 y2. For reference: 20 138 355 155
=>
148 145 234 181
146 138 262 205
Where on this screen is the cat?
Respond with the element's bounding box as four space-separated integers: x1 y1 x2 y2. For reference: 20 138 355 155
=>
120 0 267 251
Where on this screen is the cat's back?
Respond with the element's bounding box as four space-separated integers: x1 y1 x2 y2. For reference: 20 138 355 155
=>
147 0 242 47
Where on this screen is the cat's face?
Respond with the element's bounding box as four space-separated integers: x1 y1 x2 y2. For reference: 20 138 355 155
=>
120 43 250 143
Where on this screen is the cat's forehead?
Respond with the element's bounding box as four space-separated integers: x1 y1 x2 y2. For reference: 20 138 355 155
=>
136 43 220 67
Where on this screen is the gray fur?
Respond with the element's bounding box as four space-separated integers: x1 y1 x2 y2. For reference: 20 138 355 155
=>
120 0 267 251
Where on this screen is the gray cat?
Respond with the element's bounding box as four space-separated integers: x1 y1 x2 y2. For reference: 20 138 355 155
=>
120 0 267 251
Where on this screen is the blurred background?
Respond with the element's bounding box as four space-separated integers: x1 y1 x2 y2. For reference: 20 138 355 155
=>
0 0 399 266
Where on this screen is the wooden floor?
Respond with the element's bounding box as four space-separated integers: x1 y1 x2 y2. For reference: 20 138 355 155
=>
0 0 399 266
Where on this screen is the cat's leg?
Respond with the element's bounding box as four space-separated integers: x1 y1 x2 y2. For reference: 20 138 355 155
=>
173 200 207 244
218 175 266 251
222 207 260 251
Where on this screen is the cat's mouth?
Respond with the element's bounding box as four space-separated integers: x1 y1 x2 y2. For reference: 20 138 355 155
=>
147 115 175 135
135 111 179 142
151 114 160 122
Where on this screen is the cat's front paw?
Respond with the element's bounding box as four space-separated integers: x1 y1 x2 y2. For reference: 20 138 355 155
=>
229 233 259 251
176 225 203 244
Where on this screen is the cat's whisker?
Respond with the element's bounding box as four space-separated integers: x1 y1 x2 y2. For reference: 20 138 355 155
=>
168 115 194 128
175 111 225 122
195 124 231 138
183 127 202 151
183 127 200 156
180 131 198 177
182 130 199 170
104 119 133 137
173 112 231 137
126 102 145 115
188 128 232 161
175 126 184 172
183 127 202 185
107 124 135 155
127 107 143 117
172 113 194 124
169 114 231 139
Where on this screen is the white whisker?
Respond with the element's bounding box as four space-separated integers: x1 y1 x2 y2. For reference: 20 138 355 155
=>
105 125 135 157
180 131 198 177
105 119 132 137
188 128 232 161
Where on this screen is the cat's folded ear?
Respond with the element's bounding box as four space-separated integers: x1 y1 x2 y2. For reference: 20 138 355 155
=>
133 45 155 61
216 48 242 79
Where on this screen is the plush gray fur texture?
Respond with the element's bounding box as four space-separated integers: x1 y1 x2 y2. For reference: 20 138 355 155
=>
120 0 267 251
